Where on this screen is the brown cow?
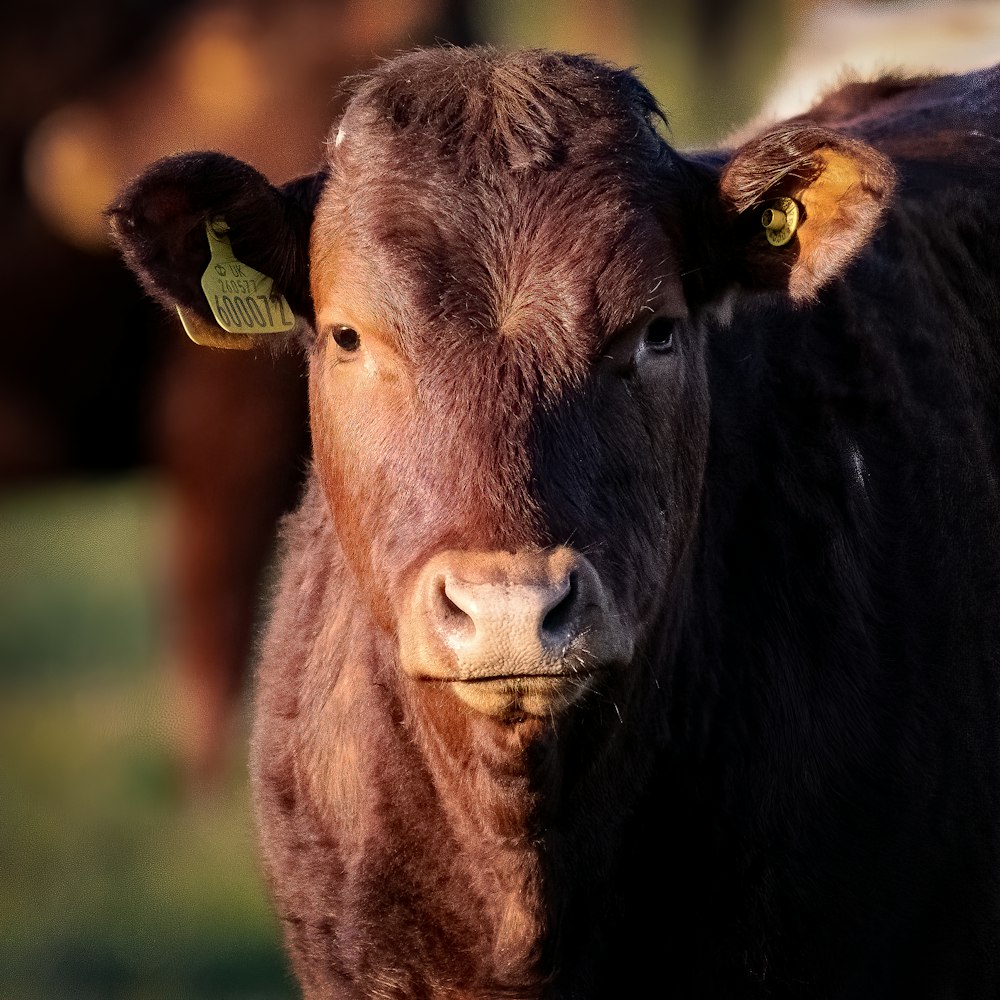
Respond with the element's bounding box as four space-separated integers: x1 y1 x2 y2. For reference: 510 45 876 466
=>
112 49 1000 998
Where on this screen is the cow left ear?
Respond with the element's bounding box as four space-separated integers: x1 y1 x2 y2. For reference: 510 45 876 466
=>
715 123 896 302
109 152 326 349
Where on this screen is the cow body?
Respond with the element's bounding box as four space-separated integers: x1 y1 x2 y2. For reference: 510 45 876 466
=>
112 50 1000 998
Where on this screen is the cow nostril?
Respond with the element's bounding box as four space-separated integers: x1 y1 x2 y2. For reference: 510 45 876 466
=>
434 576 475 641
541 572 578 640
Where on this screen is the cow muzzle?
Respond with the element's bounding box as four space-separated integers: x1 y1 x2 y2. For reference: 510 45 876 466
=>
399 547 632 719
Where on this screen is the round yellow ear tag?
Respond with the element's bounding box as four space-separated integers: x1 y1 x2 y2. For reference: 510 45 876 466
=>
761 198 799 247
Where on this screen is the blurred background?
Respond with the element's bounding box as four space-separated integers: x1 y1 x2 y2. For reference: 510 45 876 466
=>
2 1 998 996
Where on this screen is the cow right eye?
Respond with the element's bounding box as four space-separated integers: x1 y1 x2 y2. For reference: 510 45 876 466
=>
332 326 361 351
643 318 674 352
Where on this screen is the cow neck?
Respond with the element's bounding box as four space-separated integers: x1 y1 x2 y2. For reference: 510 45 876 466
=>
264 504 700 995
405 682 555 834
284 502 552 993
399 652 671 984
269 484 671 994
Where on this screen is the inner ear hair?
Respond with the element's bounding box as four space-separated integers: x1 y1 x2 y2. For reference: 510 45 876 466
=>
719 123 896 301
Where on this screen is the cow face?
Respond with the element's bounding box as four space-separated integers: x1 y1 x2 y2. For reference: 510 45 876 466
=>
111 48 894 725
303 53 712 722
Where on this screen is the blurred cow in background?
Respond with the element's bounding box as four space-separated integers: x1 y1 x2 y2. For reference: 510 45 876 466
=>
2 0 471 783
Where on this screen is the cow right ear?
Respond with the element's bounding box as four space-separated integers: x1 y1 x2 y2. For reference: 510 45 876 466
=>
677 123 895 306
716 123 895 302
108 152 325 349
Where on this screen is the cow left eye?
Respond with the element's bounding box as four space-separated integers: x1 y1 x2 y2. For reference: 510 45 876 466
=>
332 326 361 351
643 318 674 352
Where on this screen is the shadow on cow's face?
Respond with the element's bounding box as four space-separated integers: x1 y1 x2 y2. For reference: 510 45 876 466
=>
105 49 893 732
306 112 710 723
108 48 894 728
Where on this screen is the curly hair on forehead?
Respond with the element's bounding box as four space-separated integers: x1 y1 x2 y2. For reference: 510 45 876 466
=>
333 46 671 173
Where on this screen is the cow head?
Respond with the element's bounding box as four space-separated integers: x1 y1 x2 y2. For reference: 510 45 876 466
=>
111 48 894 727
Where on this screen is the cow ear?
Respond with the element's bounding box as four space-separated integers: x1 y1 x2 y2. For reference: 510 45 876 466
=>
715 123 895 302
108 152 325 349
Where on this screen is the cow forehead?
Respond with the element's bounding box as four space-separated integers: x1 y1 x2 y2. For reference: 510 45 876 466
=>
308 48 682 353
310 162 681 358
332 47 668 173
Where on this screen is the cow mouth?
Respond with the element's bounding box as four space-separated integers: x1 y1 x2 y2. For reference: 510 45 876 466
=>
443 668 603 719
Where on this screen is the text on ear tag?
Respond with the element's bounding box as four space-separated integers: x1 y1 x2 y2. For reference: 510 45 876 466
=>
200 217 296 334
762 197 799 247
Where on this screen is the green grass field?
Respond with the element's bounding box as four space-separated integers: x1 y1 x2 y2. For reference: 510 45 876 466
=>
0 477 294 999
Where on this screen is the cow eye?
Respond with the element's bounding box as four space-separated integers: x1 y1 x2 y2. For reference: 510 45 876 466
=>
331 325 360 351
643 318 674 351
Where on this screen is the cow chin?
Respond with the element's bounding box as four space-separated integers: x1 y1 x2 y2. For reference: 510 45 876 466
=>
397 547 634 721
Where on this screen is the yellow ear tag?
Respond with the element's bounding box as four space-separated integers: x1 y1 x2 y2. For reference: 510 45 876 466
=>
761 197 799 247
175 304 257 350
187 216 296 344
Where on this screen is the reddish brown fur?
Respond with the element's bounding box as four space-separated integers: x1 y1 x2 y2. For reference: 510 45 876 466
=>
307 51 695 626
112 50 1000 998
251 50 710 996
